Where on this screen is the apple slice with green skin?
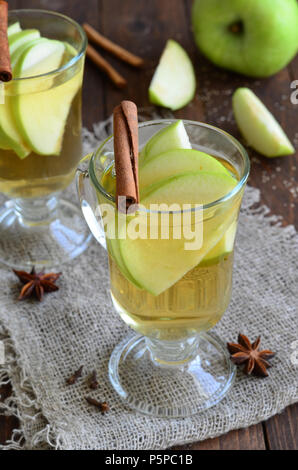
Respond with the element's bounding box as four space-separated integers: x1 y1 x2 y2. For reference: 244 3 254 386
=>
7 22 22 37
149 40 196 111
107 222 143 289
199 220 237 266
140 149 230 190
140 120 191 164
108 238 143 289
0 30 34 157
233 88 295 157
141 171 237 205
12 39 84 156
119 226 202 296
10 37 44 70
119 172 237 295
9 29 41 55
0 114 31 158
13 38 65 79
0 39 56 158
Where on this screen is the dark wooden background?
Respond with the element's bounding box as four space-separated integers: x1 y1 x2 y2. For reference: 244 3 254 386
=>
1 0 297 450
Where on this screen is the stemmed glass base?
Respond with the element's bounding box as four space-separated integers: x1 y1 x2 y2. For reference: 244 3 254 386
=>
109 332 236 418
0 196 92 270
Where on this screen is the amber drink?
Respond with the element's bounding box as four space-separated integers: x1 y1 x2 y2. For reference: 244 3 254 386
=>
78 119 250 417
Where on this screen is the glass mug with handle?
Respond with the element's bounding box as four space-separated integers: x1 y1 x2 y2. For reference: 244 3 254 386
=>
77 119 250 417
0 9 90 269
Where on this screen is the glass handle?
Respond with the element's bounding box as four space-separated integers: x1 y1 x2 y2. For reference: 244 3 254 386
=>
76 168 107 251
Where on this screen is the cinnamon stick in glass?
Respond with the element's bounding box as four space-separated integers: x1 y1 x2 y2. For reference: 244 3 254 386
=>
84 23 144 68
0 0 12 82
113 101 139 212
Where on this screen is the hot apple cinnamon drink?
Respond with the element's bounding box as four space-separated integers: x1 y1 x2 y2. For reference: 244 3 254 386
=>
0 21 84 198
99 121 244 341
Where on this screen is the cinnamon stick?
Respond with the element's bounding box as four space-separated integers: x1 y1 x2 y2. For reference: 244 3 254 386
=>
0 1 12 82
83 23 144 68
86 44 127 89
113 101 139 212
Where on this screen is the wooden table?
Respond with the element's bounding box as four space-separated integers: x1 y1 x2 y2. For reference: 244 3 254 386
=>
1 0 297 450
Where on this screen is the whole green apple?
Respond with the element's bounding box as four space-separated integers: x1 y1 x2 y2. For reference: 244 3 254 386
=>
192 0 298 77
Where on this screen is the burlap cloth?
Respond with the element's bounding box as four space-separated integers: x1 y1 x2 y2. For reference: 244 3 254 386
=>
0 109 297 450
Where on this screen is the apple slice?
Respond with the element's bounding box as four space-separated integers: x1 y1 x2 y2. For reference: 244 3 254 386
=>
119 227 202 296
0 30 33 158
149 40 196 111
0 38 56 158
7 22 22 37
141 171 237 205
13 38 65 78
9 29 41 55
109 238 143 289
140 120 191 163
199 221 237 266
140 149 230 189
10 37 44 70
0 107 31 158
233 88 295 157
12 39 83 156
119 172 237 295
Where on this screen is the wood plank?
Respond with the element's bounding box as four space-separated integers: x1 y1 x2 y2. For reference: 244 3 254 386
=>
173 425 266 450
264 403 298 450
58 0 106 128
0 384 19 446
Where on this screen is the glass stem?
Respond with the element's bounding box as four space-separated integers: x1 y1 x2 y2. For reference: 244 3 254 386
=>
146 336 200 367
14 195 59 227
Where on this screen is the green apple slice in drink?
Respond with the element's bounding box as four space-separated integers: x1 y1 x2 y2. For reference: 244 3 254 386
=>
0 116 30 158
199 221 237 266
119 171 237 295
140 148 230 189
0 70 31 158
10 37 43 70
149 39 196 111
8 29 41 54
12 39 82 156
140 120 191 163
0 32 44 157
107 223 143 290
233 88 294 157
7 22 22 37
141 171 236 203
13 38 65 78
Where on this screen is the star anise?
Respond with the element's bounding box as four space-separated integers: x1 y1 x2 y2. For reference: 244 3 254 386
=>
227 334 275 377
13 267 62 302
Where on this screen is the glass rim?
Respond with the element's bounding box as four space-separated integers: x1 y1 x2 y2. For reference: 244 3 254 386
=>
8 9 87 82
89 119 250 214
